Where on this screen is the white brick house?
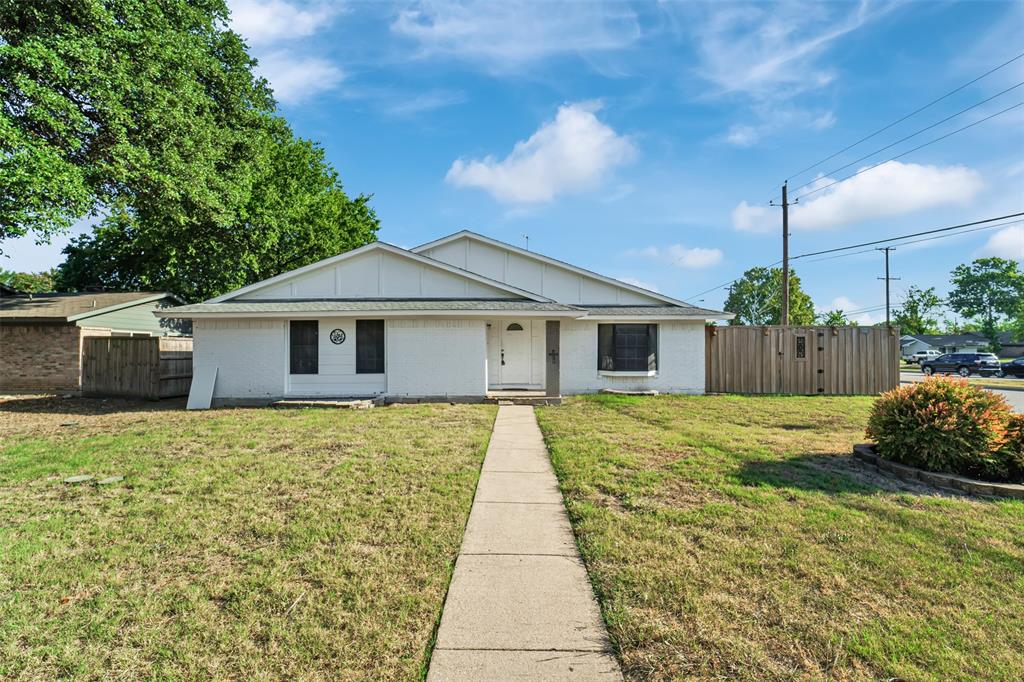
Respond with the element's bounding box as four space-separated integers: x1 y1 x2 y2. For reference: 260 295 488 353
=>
159 231 732 406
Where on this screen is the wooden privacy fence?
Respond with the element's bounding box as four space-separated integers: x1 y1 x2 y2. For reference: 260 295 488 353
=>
82 337 193 399
705 325 900 396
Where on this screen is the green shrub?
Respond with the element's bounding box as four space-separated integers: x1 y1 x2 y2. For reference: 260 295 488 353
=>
998 413 1024 481
866 377 1018 482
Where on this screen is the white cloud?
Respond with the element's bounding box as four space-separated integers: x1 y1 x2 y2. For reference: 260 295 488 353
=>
687 1 880 99
391 1 639 71
617 276 660 293
255 52 344 104
977 224 1024 260
826 296 881 326
731 201 775 233
228 0 338 46
732 161 986 232
627 244 723 269
385 90 466 116
445 101 636 203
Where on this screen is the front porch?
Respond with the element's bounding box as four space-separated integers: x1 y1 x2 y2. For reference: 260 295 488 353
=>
485 318 561 401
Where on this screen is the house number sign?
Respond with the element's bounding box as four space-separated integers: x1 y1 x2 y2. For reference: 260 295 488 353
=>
329 329 346 345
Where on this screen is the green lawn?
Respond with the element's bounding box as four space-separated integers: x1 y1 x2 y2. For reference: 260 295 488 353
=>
537 395 1024 681
0 397 496 680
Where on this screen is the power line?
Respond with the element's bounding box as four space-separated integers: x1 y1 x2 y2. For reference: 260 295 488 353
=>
683 212 1023 301
799 219 1024 263
789 81 1024 195
784 50 1024 184
790 212 1024 260
791 101 1024 202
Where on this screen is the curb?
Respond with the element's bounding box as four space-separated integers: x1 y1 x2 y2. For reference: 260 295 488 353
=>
852 444 1024 500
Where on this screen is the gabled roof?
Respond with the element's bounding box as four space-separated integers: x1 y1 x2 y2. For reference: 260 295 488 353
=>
159 299 585 318
208 241 553 303
412 230 706 309
0 291 179 321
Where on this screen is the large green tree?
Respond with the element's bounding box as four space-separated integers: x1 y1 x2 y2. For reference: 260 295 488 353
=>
892 285 943 335
724 267 816 326
0 0 275 246
57 121 378 301
4 0 379 300
947 258 1023 350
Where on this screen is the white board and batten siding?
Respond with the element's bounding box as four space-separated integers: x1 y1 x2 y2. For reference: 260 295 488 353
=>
419 237 661 305
236 249 513 301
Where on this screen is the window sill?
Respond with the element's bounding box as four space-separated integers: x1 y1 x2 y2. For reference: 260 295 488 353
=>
599 370 658 377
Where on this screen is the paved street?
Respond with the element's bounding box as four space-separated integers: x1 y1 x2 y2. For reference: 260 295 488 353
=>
900 372 1024 412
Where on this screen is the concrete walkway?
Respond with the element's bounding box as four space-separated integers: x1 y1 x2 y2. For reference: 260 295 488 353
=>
428 405 623 681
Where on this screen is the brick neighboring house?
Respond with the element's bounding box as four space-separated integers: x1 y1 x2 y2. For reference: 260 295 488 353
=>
0 291 187 393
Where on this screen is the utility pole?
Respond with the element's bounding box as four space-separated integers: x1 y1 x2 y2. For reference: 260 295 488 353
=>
770 182 793 325
877 247 901 326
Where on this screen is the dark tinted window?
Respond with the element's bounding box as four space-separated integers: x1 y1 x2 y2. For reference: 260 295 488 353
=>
290 321 318 374
356 320 385 374
598 324 657 371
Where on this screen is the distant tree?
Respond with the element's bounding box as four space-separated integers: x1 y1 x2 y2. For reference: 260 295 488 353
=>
724 267 815 325
892 285 943 335
817 309 856 326
947 258 1023 351
0 267 57 293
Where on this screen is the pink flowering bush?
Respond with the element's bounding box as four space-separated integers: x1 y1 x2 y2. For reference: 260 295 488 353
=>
866 376 1021 482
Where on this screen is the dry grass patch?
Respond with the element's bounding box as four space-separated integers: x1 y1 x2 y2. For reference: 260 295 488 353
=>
537 394 1024 681
0 396 496 680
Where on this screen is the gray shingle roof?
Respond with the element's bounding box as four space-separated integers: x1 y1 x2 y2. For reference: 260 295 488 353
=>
158 299 732 319
577 305 731 317
1 292 176 320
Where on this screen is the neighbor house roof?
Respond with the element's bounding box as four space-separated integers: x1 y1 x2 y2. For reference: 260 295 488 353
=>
157 299 731 320
0 292 179 322
901 333 989 346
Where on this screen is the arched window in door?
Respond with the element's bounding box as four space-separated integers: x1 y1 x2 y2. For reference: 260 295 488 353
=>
506 323 524 331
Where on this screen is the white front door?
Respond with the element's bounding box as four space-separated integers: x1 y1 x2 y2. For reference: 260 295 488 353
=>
499 320 532 386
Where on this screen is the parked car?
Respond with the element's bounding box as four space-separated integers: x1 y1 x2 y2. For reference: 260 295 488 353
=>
999 356 1024 378
907 349 942 364
921 353 1003 377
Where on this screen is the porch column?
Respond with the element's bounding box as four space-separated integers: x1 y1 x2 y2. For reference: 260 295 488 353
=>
545 320 560 397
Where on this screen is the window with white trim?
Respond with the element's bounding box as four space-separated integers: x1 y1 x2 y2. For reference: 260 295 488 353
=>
598 324 658 372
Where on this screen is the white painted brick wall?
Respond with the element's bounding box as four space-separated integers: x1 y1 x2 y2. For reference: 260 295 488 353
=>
194 318 286 400
386 319 487 397
560 320 705 394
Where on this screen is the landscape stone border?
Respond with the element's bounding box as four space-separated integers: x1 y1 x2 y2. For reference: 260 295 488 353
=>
853 444 1024 500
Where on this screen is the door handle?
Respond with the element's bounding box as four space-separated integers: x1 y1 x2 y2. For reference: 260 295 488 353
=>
501 349 505 366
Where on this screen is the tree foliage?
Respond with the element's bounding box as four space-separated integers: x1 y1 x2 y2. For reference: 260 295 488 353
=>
0 267 57 293
947 258 1023 350
892 285 942 335
816 309 856 326
3 0 379 301
724 266 815 326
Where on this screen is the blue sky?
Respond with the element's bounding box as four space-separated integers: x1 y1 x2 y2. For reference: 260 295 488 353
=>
7 0 1023 320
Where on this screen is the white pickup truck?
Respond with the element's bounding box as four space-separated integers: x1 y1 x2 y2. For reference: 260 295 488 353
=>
905 349 941 365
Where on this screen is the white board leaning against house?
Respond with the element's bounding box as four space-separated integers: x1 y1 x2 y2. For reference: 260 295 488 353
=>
156 231 733 407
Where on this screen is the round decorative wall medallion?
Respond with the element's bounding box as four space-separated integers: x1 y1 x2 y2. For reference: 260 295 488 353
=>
329 328 346 345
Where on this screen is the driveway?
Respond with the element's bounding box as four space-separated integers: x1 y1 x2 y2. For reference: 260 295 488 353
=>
900 372 1024 412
